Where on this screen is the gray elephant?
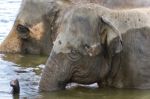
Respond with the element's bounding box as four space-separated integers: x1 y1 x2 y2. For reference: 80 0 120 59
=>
39 4 150 91
1 0 150 55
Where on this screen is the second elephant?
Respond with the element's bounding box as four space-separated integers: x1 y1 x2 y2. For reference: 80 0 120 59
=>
39 4 150 91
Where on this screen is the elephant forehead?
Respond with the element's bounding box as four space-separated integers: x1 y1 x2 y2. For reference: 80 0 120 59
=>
53 32 81 54
17 0 54 25
53 8 100 54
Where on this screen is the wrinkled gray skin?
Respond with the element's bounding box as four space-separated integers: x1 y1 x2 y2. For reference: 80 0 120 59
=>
39 4 150 91
108 27 150 89
1 0 150 55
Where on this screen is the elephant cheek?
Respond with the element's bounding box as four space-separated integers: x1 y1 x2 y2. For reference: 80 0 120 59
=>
0 27 22 53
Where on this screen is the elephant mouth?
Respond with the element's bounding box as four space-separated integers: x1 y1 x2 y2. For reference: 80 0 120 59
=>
0 44 22 54
71 69 99 84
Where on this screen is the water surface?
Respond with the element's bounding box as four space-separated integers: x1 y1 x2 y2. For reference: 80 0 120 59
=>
0 0 150 99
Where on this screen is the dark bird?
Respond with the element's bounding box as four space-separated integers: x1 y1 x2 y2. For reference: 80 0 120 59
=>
10 79 20 94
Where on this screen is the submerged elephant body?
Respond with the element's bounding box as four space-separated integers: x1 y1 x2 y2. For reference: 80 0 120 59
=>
108 28 150 89
1 0 150 55
39 4 150 91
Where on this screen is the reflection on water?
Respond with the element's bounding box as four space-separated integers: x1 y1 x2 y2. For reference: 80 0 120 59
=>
2 86 150 99
0 0 150 99
0 54 47 99
33 87 150 99
2 54 47 75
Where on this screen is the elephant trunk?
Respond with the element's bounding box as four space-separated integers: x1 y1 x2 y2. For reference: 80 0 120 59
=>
0 26 22 54
39 51 72 91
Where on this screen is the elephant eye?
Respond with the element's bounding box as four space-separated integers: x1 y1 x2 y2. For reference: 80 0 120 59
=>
17 24 30 34
84 44 90 49
67 49 81 61
17 24 30 39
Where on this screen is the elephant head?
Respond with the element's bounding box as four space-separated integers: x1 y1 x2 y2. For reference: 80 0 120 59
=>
39 4 123 91
0 0 70 55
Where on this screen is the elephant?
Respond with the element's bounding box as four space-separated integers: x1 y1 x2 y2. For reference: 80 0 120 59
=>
39 4 150 91
1 0 150 55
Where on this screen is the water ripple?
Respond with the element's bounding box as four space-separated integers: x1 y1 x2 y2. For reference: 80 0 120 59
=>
0 0 21 43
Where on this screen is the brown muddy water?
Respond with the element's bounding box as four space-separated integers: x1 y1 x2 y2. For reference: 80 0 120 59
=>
1 0 150 99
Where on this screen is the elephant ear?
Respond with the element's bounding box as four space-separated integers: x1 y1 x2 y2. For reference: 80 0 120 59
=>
100 16 123 54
